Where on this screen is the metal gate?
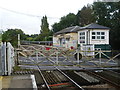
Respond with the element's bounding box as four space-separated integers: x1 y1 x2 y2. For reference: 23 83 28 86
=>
0 42 15 75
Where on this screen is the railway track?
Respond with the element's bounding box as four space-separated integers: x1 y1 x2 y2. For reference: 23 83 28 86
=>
34 66 84 90
12 67 119 89
111 69 120 74
84 69 120 88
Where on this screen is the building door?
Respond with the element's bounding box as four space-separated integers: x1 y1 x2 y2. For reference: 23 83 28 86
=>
59 38 62 46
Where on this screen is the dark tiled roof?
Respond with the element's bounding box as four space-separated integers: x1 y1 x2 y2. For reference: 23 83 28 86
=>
54 23 110 35
80 23 110 29
54 26 81 35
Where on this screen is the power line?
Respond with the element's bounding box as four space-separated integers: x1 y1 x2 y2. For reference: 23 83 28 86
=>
0 6 60 19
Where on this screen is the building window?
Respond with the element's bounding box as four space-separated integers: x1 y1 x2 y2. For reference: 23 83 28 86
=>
97 32 100 35
92 31 105 40
92 32 95 35
97 36 100 39
79 32 85 43
101 36 105 39
101 32 105 35
92 36 95 39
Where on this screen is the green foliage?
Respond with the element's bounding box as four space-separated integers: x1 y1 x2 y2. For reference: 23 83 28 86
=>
35 15 52 41
52 13 76 33
2 29 27 47
1 3 120 50
26 34 39 41
0 30 2 43
93 2 110 26
13 65 21 72
93 2 120 50
52 2 120 50
76 5 96 26
52 7 95 33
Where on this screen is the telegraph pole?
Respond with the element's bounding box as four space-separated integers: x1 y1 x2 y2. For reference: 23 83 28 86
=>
18 34 20 48
16 34 20 65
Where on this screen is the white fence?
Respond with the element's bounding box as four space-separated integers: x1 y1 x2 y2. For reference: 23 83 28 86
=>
18 45 120 68
0 42 15 75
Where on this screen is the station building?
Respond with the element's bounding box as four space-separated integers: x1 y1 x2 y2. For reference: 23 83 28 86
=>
53 23 111 56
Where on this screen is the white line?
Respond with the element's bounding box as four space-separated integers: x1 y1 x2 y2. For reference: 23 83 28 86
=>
31 75 37 90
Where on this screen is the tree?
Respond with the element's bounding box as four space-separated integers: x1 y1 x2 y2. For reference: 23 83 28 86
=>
76 5 95 26
2 29 26 47
93 2 120 50
36 16 51 41
52 7 95 33
52 13 76 33
26 34 39 41
0 30 2 43
92 2 110 26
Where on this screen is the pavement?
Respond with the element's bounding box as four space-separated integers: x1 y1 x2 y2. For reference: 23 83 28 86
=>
1 75 37 90
2 76 11 89
0 76 3 90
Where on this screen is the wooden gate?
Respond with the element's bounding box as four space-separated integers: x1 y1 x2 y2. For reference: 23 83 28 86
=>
17 44 119 70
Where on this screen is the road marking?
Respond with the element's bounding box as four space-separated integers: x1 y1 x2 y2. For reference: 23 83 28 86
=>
31 75 37 90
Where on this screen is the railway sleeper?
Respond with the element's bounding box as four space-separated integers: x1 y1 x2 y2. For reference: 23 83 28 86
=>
48 71 57 84
45 71 57 84
74 71 100 83
88 70 120 88
50 71 60 83
52 71 62 83
54 71 68 82
104 70 120 79
43 71 53 84
12 70 33 75
97 72 120 86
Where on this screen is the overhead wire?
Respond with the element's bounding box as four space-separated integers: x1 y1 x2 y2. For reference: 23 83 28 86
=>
0 6 60 19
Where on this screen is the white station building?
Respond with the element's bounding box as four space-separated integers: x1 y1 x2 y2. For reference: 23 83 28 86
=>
53 23 111 56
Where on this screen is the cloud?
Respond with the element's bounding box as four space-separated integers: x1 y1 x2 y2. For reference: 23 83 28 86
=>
0 0 94 34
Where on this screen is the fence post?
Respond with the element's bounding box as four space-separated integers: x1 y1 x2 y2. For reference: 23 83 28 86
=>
4 42 7 75
7 42 15 75
1 42 7 75
36 51 39 63
7 42 11 75
77 49 80 65
18 34 20 48
99 50 102 66
56 51 59 65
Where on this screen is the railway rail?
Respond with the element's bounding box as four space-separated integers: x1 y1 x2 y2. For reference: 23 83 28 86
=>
12 67 119 89
35 66 84 90
84 69 120 88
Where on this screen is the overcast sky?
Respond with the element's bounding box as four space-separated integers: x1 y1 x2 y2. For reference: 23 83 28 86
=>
0 0 94 34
